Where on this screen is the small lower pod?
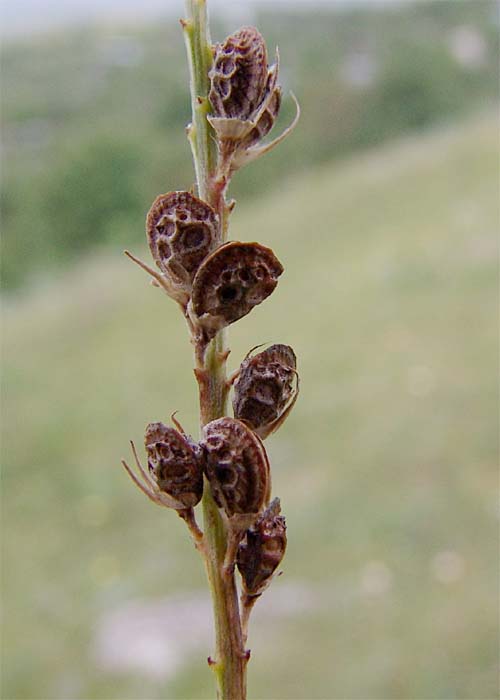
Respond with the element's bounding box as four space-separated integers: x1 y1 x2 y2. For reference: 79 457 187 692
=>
201 417 271 522
145 422 203 509
237 497 287 596
191 242 283 340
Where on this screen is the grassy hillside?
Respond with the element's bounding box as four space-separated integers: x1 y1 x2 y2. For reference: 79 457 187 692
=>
2 0 498 289
2 111 498 699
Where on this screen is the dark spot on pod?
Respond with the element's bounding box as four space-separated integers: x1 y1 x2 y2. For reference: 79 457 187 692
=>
237 497 287 596
146 191 218 289
219 285 240 303
191 242 283 339
200 417 270 518
182 225 206 250
145 422 203 508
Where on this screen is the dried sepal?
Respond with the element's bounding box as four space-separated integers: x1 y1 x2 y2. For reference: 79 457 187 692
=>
231 91 301 172
233 343 299 439
146 191 218 301
190 242 283 341
121 440 186 511
145 422 204 509
237 497 287 597
201 417 271 526
124 249 188 308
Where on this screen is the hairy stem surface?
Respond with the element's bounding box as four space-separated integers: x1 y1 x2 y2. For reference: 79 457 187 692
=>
183 2 247 698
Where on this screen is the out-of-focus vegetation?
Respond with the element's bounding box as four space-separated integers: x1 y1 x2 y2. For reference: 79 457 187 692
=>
1 0 498 288
3 111 498 698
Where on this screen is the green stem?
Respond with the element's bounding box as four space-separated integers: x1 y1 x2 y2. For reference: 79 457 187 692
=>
183 0 217 204
183 3 247 699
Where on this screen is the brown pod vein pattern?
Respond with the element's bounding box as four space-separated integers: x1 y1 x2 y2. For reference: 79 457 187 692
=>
209 26 269 121
238 78 282 152
237 497 287 596
201 417 270 518
146 191 218 291
233 344 298 439
191 241 283 340
145 422 203 509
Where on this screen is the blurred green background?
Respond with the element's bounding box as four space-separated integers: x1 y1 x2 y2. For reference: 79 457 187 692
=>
2 1 498 698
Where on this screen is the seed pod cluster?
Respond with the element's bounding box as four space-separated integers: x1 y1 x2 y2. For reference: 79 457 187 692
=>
201 417 271 521
145 422 203 509
191 242 283 340
122 20 299 643
237 497 287 597
146 191 218 304
233 344 298 439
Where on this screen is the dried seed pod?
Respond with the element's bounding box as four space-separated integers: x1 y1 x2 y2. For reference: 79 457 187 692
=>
191 242 283 340
208 27 299 177
237 497 287 597
145 422 203 509
146 191 218 296
201 417 271 521
209 26 269 122
233 344 298 439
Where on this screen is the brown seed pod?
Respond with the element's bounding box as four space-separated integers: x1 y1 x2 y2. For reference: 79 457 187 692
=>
237 497 287 597
201 417 271 522
209 26 269 122
233 344 298 439
145 422 203 509
208 27 300 178
146 191 218 295
190 242 283 340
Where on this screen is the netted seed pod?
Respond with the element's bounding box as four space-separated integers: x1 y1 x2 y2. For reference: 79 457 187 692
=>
208 27 299 180
201 417 270 520
233 344 298 439
145 422 203 509
191 242 283 340
237 497 287 597
209 26 269 122
146 191 218 294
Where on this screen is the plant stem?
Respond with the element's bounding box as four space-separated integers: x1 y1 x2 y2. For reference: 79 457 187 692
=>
183 3 248 698
183 0 217 204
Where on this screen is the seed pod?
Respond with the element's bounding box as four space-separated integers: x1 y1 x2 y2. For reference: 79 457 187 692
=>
208 27 299 178
191 242 283 340
201 417 270 521
233 344 298 439
237 497 287 597
145 422 203 509
146 191 218 296
209 26 269 123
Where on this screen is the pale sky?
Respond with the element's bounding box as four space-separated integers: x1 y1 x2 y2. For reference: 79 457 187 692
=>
1 0 409 39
